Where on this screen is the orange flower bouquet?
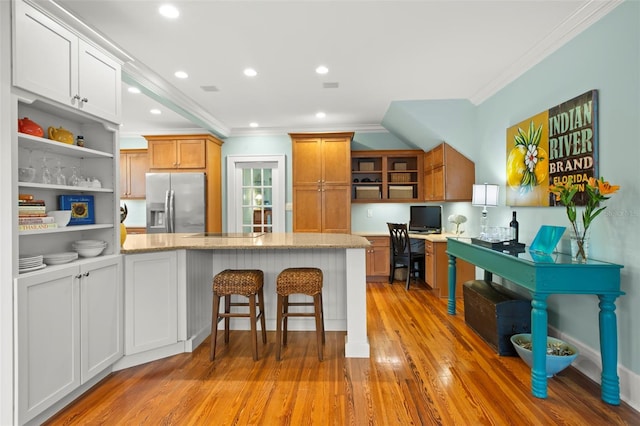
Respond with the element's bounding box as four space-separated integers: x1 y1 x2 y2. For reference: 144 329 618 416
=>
549 177 620 261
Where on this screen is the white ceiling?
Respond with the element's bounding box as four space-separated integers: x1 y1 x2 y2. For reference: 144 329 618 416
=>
52 0 621 138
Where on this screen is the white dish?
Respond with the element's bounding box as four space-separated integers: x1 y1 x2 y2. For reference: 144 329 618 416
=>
19 263 47 273
73 240 107 247
47 210 71 227
43 252 78 265
73 246 106 258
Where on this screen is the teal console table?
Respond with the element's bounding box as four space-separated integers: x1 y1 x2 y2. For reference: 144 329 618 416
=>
446 237 624 405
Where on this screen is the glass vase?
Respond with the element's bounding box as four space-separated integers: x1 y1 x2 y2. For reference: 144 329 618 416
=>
570 222 590 262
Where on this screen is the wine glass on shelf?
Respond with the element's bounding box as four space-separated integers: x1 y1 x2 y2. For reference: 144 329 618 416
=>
40 156 51 184
68 166 80 186
53 159 66 186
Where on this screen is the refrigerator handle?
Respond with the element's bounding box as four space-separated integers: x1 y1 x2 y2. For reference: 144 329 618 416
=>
168 190 176 233
164 190 171 233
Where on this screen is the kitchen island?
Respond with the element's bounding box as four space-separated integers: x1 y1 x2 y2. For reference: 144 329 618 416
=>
118 232 370 367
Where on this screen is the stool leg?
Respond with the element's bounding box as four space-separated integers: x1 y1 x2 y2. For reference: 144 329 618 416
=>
211 293 220 361
314 293 324 361
282 295 289 346
276 294 284 361
319 292 326 344
224 295 231 343
258 287 267 344
249 294 258 361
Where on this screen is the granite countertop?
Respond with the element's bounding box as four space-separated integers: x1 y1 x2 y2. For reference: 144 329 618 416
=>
121 232 371 254
352 231 456 243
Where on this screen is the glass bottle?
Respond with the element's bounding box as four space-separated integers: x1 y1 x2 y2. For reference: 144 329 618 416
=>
510 211 519 242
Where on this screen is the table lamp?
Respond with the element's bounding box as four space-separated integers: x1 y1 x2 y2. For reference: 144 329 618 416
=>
472 183 499 239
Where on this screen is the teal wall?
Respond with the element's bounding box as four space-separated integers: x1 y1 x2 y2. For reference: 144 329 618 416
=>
476 1 639 373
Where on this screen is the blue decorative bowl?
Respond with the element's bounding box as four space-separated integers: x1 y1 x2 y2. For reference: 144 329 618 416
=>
510 333 579 377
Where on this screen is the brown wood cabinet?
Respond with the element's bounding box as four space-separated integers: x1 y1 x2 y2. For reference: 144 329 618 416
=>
364 235 390 282
290 132 353 233
351 150 423 202
424 239 474 298
144 134 224 232
120 149 149 199
423 143 475 201
147 136 206 169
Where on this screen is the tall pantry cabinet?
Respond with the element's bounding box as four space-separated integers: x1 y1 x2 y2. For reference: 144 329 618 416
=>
290 132 353 233
10 1 125 423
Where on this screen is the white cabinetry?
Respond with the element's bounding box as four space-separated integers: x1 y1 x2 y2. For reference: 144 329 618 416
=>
15 256 122 424
124 251 179 355
13 0 122 123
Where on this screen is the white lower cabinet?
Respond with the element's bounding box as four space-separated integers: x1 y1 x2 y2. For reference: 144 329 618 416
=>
15 256 122 424
124 251 178 355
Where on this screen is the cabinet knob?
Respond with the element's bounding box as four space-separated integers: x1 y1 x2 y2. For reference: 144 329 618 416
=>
75 274 82 279
81 97 88 103
72 94 81 101
83 272 90 277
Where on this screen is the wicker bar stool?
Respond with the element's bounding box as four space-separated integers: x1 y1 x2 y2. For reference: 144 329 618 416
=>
275 267 325 361
210 269 266 361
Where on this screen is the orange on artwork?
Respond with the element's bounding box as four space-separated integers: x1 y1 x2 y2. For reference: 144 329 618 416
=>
506 111 550 206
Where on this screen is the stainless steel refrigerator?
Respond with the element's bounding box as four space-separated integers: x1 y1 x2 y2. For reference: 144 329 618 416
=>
146 172 206 233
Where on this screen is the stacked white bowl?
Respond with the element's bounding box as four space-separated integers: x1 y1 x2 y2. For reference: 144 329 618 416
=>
72 239 107 257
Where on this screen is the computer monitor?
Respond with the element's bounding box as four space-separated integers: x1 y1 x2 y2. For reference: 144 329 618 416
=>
409 205 442 233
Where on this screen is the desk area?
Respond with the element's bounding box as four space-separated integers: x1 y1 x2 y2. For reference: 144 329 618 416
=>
446 237 624 405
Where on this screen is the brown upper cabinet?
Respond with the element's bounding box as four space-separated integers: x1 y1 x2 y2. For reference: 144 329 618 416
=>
120 149 149 199
423 143 475 202
351 150 424 202
291 132 353 233
146 136 207 169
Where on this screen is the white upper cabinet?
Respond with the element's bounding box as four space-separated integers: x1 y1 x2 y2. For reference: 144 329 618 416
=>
12 0 122 123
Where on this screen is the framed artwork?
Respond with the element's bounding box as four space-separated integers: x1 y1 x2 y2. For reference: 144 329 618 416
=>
58 194 95 225
506 90 598 206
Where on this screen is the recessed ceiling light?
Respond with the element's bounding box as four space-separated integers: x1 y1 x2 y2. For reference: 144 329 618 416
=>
159 4 179 19
316 65 329 75
127 87 141 94
316 112 326 119
250 122 259 128
174 70 188 79
244 68 257 77
150 109 162 115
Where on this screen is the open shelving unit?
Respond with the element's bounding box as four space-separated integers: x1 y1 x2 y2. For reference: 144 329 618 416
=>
351 150 424 202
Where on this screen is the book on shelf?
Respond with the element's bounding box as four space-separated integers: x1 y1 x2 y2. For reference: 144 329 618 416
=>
19 223 58 231
18 207 47 215
18 199 45 206
18 216 55 225
18 212 47 217
18 193 34 201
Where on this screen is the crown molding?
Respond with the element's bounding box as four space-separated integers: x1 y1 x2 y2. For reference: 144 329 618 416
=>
469 0 624 105
228 123 386 137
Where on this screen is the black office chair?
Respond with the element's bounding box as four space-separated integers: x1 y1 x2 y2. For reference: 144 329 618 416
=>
387 223 425 290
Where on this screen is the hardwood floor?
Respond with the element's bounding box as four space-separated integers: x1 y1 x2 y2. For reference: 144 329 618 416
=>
46 281 639 425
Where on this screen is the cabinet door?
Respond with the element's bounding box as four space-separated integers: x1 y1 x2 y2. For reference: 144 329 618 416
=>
124 252 178 354
77 39 122 123
13 0 78 105
16 268 81 424
292 186 323 233
366 236 390 280
80 257 123 383
148 139 178 168
292 137 323 184
322 137 351 185
121 150 149 198
424 241 436 288
176 139 206 169
128 151 149 197
322 185 351 233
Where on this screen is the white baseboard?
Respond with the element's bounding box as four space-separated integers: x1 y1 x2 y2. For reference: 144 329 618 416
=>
550 326 640 411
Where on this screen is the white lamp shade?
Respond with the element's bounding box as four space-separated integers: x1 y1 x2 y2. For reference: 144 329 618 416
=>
472 184 499 207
